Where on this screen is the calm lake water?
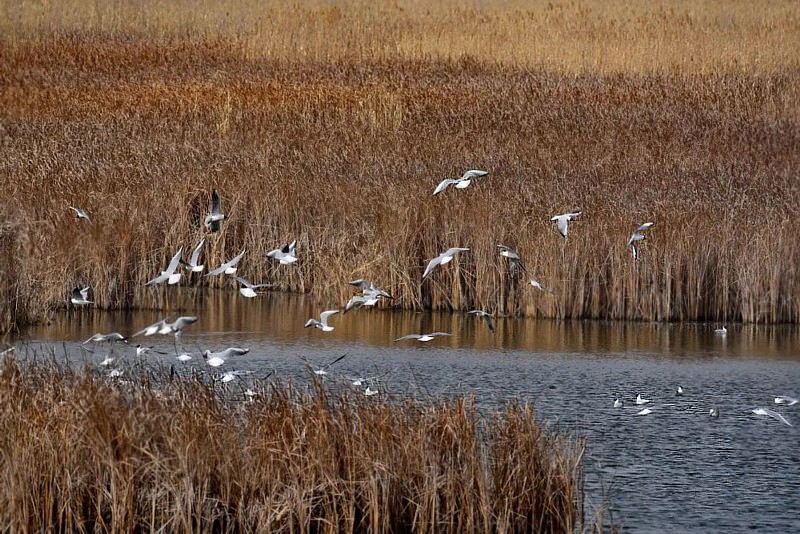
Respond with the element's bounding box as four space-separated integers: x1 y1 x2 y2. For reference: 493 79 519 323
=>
15 291 800 532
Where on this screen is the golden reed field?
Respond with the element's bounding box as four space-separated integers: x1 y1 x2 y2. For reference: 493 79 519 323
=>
1 0 800 332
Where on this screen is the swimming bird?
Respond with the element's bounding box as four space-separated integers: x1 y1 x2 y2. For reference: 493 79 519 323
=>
714 325 727 336
676 385 684 396
176 353 193 362
467 309 495 333
345 282 392 312
304 310 339 332
551 211 582 239
83 332 127 344
231 276 274 298
635 394 651 405
202 347 250 367
364 386 379 396
709 407 720 418
422 247 469 279
751 408 792 426
614 398 623 408
266 240 298 265
145 246 184 286
204 189 225 232
205 250 246 277
394 332 452 342
158 316 198 336
182 239 205 273
635 408 653 416
69 206 92 224
433 169 489 195
70 286 92 305
774 396 798 406
497 244 526 276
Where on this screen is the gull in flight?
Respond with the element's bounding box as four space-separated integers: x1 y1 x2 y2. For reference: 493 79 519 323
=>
635 394 651 405
204 189 225 232
202 347 250 367
468 310 495 333
231 276 274 298
714 325 727 336
145 246 184 286
158 316 198 336
433 169 489 195
627 222 654 260
709 407 720 418
304 310 339 332
131 318 167 337
345 281 392 312
267 240 298 265
70 286 92 305
614 398 623 408
176 353 193 362
551 211 582 239
775 396 798 406
497 244 526 276
422 247 469 279
135 345 168 357
182 239 205 273
84 332 127 344
69 206 93 224
751 408 792 426
205 250 246 277
304 353 348 376
394 332 452 343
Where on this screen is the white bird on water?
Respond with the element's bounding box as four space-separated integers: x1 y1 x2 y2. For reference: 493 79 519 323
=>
205 250 246 277
422 247 469 279
676 385 684 396
614 398 623 408
774 396 798 406
204 189 225 233
232 276 274 298
636 407 653 416
135 345 167 357
551 211 582 239
145 246 184 286
709 407 720 418
182 239 205 273
304 310 339 332
69 206 92 224
70 286 92 305
131 318 167 337
365 386 379 396
267 240 298 265
176 353 193 362
394 332 452 343
751 408 792 426
433 169 489 195
202 347 250 367
529 279 551 292
635 394 651 405
714 325 728 336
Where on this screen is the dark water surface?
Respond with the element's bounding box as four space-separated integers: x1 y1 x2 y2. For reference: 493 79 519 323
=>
17 292 800 532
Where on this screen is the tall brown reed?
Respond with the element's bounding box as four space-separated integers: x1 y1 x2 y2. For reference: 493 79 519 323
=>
0 354 587 532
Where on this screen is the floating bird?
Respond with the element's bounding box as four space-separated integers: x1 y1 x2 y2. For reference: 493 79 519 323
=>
231 276 274 298
145 246 184 286
135 345 167 357
635 408 653 416
627 222 654 260
497 244 526 276
751 408 792 426
70 286 92 305
551 211 582 239
467 309 495 333
635 394 651 405
204 189 225 232
305 310 339 332
676 385 684 396
614 398 623 408
176 353 193 362
433 169 489 195
83 332 127 344
394 332 452 343
267 240 298 265
69 206 92 224
709 407 720 418
182 239 205 273
422 247 469 279
365 386 379 396
714 325 727 336
345 282 392 312
202 347 250 367
158 316 198 336
774 396 798 406
205 250 246 277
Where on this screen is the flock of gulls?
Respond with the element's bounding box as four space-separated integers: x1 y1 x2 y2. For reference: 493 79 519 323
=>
31 171 792 419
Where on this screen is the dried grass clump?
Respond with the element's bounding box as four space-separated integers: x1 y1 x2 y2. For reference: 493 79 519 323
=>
0 355 587 532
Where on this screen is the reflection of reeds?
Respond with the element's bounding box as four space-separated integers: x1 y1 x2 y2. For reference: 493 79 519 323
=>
2 2 799 332
0 354 588 532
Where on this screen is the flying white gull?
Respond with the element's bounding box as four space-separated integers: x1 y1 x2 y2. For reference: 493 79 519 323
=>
232 276 274 298
304 310 339 332
468 310 495 333
364 386 379 396
202 347 250 367
205 250 246 277
69 206 92 224
627 222 654 260
497 244 526 276
267 240 298 265
529 278 551 293
751 408 792 426
394 332 452 343
551 211 582 239
158 316 198 336
70 286 92 305
433 169 489 195
774 396 798 406
131 318 167 337
422 247 469 279
83 332 127 344
145 246 184 286
182 239 205 273
204 189 225 232
635 394 651 405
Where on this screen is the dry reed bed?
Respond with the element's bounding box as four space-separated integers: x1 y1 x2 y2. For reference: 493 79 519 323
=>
1 30 800 331
0 354 585 532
